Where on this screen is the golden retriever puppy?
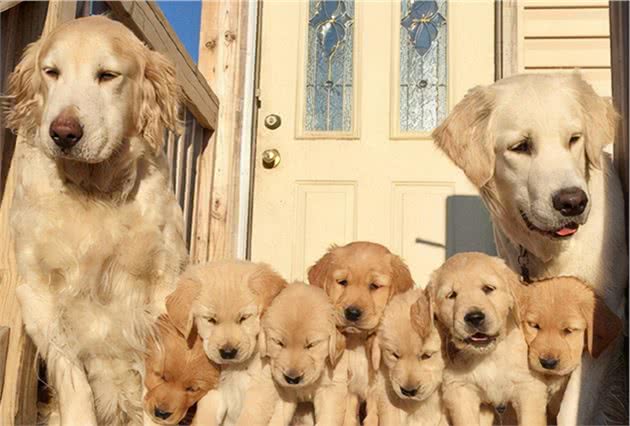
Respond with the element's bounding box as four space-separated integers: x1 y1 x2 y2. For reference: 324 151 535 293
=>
516 276 622 420
239 283 347 425
308 242 414 425
8 16 186 425
366 288 447 426
165 261 287 426
144 315 220 425
429 252 547 426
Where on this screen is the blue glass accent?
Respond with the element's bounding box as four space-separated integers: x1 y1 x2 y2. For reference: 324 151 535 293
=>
401 0 446 56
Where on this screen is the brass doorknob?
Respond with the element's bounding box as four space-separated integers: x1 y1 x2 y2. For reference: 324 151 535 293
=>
262 149 281 169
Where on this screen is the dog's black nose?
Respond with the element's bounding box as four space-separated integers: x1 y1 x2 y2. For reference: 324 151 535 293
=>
400 386 418 397
552 187 588 217
49 108 83 150
284 373 303 385
154 408 172 420
464 310 485 327
344 306 362 322
539 357 559 370
219 346 238 360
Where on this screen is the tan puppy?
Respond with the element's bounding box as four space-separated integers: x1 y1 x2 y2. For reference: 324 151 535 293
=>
165 261 287 426
366 289 447 426
240 283 348 425
308 242 414 424
144 315 220 425
429 252 547 426
516 276 622 420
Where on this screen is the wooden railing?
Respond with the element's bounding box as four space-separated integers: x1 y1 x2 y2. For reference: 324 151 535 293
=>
0 1 219 422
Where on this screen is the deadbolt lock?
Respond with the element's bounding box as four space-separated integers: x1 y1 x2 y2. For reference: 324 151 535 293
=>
264 114 282 130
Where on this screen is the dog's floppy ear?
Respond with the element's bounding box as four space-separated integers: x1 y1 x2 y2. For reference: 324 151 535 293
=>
369 335 381 371
410 290 433 339
7 40 42 133
248 264 287 314
327 328 346 368
572 72 619 169
432 85 495 187
165 277 201 340
503 264 524 326
580 291 622 359
390 254 414 295
308 246 337 290
139 49 181 152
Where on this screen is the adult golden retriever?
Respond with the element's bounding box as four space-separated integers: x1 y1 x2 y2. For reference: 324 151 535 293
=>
308 241 414 424
7 16 187 425
432 73 627 424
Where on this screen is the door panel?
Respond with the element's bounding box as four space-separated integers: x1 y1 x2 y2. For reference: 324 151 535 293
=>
251 0 495 286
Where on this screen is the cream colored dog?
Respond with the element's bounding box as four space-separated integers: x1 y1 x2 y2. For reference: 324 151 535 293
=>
366 288 447 426
8 16 187 425
308 242 414 424
165 261 287 426
516 276 622 421
429 253 547 426
239 283 347 425
432 72 627 424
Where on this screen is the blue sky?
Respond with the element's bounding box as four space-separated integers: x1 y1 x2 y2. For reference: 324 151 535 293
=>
157 1 202 63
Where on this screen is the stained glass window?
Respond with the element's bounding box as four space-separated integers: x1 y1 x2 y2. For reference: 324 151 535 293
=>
305 1 354 133
399 0 447 133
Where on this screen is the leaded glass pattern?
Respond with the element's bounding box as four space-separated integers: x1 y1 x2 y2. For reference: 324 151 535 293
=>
305 1 354 132
399 0 447 133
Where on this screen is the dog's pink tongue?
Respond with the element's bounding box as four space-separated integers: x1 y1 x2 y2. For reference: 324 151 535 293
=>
555 227 577 237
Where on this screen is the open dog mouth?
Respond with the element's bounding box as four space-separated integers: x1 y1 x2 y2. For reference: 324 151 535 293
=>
463 332 497 347
520 211 579 239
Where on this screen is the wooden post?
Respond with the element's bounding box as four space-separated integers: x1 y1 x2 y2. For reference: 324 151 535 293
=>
0 1 76 423
196 0 250 261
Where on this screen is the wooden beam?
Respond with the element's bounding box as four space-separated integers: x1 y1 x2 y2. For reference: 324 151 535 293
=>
497 0 520 79
0 2 75 422
196 0 249 261
107 1 219 133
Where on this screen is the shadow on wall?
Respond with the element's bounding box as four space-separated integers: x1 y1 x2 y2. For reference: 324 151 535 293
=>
445 195 496 257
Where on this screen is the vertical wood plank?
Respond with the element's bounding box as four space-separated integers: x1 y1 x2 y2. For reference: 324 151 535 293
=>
0 2 75 423
196 0 249 261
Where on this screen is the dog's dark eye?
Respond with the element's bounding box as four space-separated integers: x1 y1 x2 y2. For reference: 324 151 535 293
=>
239 314 251 324
273 339 285 348
305 341 316 350
482 285 495 294
446 291 457 300
391 351 400 360
528 322 540 330
185 385 199 393
369 283 380 291
337 279 348 286
563 327 574 335
509 138 531 154
206 317 216 324
43 67 59 79
569 134 582 146
420 353 432 360
97 71 119 82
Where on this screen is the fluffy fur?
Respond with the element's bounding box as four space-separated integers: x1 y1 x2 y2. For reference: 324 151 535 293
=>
515 276 622 421
165 261 287 426
308 241 414 425
365 289 447 426
429 253 547 426
240 283 347 425
144 315 220 425
432 72 627 424
8 16 187 425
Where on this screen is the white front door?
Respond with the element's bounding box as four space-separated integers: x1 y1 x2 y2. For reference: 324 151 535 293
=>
251 0 495 285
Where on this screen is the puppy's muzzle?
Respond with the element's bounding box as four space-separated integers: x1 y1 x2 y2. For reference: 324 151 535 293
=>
154 408 172 420
552 187 588 217
219 346 238 360
539 356 559 370
464 309 485 328
344 305 362 322
50 108 83 150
